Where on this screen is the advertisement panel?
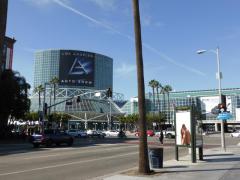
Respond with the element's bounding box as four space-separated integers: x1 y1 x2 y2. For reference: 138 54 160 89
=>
59 50 95 87
176 111 191 146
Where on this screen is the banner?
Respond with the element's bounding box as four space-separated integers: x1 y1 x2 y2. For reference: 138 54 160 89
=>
59 50 95 87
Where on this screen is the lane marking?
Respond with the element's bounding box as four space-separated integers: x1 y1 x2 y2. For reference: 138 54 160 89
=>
0 144 138 162
0 152 138 176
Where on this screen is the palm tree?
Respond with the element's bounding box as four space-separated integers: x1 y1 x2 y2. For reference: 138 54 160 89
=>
164 85 173 124
34 85 44 111
132 0 150 174
155 81 161 112
160 86 166 114
50 76 59 112
0 0 8 75
148 79 156 112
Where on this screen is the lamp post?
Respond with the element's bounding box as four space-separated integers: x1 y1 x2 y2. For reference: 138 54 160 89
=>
93 123 97 130
197 47 226 151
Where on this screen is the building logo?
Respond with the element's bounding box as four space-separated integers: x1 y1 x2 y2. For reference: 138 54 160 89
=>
59 50 95 87
69 57 88 75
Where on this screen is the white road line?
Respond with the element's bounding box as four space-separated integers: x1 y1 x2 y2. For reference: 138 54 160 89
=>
0 152 138 176
0 144 138 162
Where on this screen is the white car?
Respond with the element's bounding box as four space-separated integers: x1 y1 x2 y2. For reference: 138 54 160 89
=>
67 129 87 138
104 130 119 136
155 130 175 138
230 131 240 138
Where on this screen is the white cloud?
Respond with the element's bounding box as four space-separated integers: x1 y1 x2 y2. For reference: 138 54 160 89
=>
88 0 117 11
115 63 136 76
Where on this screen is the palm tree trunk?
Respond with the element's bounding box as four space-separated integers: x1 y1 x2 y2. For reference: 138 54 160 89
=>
152 87 155 112
132 0 150 174
49 86 52 115
167 93 170 124
38 91 41 111
53 83 56 112
0 0 8 75
156 87 160 112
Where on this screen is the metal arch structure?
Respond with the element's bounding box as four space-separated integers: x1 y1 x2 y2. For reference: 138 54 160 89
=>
30 87 125 123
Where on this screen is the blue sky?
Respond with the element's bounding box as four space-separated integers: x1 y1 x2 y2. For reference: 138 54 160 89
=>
7 0 240 99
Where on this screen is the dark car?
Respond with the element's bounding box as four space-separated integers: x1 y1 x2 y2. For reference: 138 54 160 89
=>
30 129 74 148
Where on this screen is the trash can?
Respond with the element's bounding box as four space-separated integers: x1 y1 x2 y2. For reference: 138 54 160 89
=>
149 147 163 168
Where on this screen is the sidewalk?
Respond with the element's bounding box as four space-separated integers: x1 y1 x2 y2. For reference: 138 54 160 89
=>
103 144 240 180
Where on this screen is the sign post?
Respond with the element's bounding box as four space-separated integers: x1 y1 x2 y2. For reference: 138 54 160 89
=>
217 111 232 152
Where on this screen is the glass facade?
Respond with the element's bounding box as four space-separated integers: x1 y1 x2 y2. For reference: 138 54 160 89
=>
34 50 113 90
121 88 240 123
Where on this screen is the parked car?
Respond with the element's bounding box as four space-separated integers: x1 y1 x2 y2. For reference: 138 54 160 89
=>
164 129 175 138
155 129 175 138
104 130 119 137
230 131 240 138
29 129 74 148
87 130 105 138
135 130 155 137
67 129 87 138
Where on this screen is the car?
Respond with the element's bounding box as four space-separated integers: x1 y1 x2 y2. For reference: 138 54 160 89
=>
164 129 175 138
135 130 155 137
87 130 105 138
29 129 74 148
104 130 119 137
67 129 79 137
67 129 87 138
230 131 240 137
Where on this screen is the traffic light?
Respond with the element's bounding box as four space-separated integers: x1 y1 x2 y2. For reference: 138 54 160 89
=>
43 103 48 115
77 96 81 103
106 88 112 98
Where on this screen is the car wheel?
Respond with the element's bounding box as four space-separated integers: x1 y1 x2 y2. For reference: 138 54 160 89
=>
167 134 172 139
68 139 73 146
46 139 53 147
33 143 39 148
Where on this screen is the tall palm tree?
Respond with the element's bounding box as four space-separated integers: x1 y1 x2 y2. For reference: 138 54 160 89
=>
132 0 150 174
50 76 59 112
34 85 44 111
149 79 156 112
0 0 8 75
164 85 173 124
155 81 161 112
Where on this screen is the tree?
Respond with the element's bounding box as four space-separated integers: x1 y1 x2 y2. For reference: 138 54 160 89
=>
50 76 59 112
0 0 8 75
132 0 150 174
155 81 161 112
164 85 173 124
0 70 31 137
148 80 156 112
34 85 44 111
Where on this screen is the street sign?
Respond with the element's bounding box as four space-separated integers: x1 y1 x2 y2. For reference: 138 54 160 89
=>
217 112 232 120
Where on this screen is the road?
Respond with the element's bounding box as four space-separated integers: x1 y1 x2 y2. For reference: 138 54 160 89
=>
0 134 238 180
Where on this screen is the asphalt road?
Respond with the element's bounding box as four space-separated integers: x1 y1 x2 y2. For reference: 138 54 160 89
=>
0 134 239 180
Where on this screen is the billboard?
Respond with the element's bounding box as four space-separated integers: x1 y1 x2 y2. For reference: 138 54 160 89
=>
200 96 232 118
59 50 95 87
176 111 191 146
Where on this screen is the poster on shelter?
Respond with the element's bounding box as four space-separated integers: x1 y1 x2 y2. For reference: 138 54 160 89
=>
176 111 191 146
59 50 95 87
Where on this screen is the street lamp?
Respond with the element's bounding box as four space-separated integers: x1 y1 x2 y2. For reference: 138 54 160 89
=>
101 122 106 130
197 47 226 151
93 123 97 130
